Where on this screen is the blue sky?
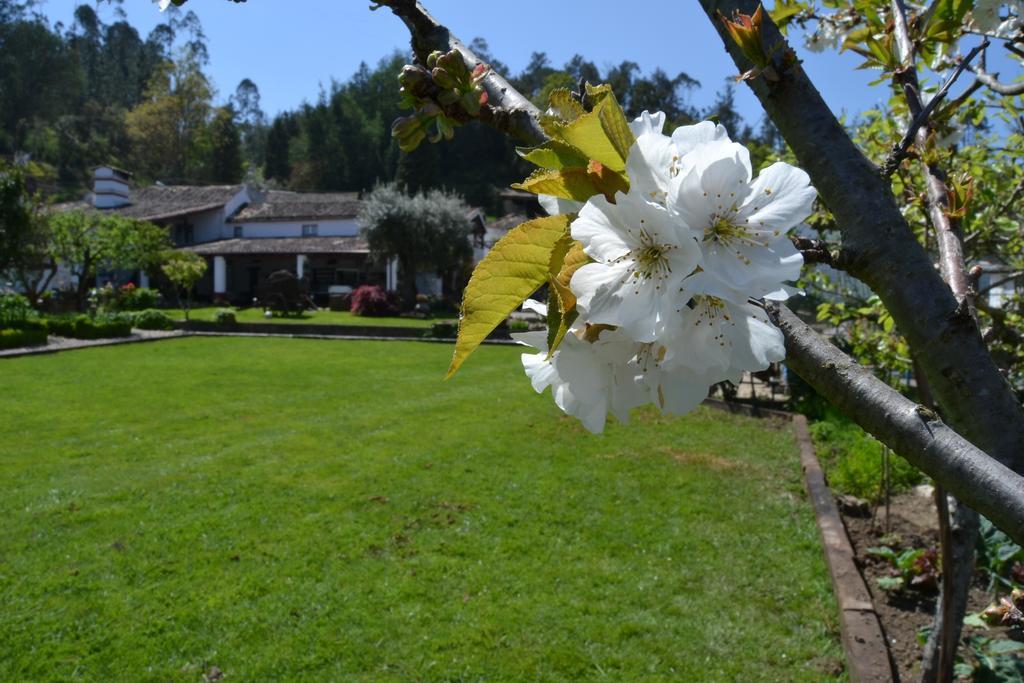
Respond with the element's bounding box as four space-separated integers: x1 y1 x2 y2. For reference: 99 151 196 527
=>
36 0 889 126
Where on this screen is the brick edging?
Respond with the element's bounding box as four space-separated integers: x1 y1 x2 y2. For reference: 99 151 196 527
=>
793 414 896 683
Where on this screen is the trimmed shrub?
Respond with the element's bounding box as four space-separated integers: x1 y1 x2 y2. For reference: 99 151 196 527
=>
213 309 237 325
430 320 457 338
350 285 399 317
46 315 132 340
0 327 47 350
133 309 174 331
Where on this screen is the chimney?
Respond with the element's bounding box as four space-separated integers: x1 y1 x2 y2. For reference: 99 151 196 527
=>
92 166 132 209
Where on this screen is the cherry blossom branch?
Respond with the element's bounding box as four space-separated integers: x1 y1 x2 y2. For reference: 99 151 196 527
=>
371 0 547 146
768 303 1024 544
880 38 988 177
381 1 1024 541
699 0 1024 482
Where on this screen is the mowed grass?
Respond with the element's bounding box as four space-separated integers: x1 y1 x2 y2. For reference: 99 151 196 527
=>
165 306 437 328
0 338 843 681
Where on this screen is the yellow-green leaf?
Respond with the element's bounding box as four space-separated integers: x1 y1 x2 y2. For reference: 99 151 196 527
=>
517 140 590 170
546 237 590 355
512 167 602 202
546 88 635 174
547 88 585 123
447 214 572 378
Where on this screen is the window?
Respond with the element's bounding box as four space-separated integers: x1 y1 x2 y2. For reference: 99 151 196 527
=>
302 224 318 236
233 225 244 238
183 225 194 245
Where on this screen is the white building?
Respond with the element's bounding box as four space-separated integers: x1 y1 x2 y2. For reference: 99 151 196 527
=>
56 167 397 303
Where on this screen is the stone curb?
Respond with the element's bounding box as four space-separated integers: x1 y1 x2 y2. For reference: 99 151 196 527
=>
794 414 896 683
0 329 519 359
703 401 896 682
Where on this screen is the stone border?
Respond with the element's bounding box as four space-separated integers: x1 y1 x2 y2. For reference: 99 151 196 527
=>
793 414 896 683
0 330 187 359
0 328 519 359
174 319 512 340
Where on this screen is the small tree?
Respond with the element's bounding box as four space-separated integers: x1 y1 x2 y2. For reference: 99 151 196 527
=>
49 211 171 310
359 183 471 307
161 251 207 321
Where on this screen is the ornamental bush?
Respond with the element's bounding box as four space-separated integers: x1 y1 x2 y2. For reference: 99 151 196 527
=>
350 285 399 317
213 309 237 324
0 292 35 328
133 309 174 331
115 285 159 311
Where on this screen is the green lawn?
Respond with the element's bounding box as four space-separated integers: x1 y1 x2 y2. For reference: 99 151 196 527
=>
165 306 438 328
0 338 843 681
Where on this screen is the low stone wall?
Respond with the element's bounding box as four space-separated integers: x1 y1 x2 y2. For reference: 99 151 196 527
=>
174 319 512 340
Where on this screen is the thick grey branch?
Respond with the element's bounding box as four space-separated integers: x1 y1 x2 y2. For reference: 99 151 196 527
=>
699 0 1024 478
373 0 546 145
769 303 1024 543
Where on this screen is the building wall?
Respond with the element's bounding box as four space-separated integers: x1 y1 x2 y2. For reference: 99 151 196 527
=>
226 218 360 240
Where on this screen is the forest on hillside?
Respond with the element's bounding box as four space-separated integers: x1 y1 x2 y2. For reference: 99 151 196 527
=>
0 0 781 211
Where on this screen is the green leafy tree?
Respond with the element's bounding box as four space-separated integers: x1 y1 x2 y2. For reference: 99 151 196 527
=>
49 210 171 308
359 183 471 306
124 52 213 182
205 105 244 183
161 250 206 320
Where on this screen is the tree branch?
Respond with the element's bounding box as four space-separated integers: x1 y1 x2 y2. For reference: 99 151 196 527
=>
972 65 1024 95
880 38 987 177
372 0 547 146
698 0 1024 479
789 235 848 268
769 303 1024 544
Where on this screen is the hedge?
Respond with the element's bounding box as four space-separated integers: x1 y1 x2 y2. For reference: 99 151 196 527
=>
0 327 48 350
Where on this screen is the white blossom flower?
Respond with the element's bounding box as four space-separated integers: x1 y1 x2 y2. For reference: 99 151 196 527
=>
971 0 1023 37
513 318 647 433
658 290 786 378
626 115 730 205
157 0 173 11
570 184 703 342
668 139 812 302
805 18 846 53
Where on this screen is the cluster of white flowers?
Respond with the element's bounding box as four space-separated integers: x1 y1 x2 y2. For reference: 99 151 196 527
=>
971 0 1024 38
515 112 816 433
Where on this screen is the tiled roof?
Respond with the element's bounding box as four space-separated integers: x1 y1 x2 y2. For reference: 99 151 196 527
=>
230 190 362 222
52 185 245 222
182 236 370 256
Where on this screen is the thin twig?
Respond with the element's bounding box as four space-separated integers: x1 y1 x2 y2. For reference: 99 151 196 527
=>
882 39 989 177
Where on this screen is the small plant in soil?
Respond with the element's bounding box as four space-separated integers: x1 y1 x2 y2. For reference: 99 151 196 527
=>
867 545 940 592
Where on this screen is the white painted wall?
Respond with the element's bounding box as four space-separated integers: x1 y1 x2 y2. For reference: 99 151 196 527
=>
226 218 360 240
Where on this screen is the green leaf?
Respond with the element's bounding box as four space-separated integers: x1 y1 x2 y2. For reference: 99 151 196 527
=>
989 639 1024 654
517 140 590 170
512 164 628 203
546 88 585 123
964 612 990 629
876 576 904 591
543 86 635 173
447 214 572 378
545 236 588 355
